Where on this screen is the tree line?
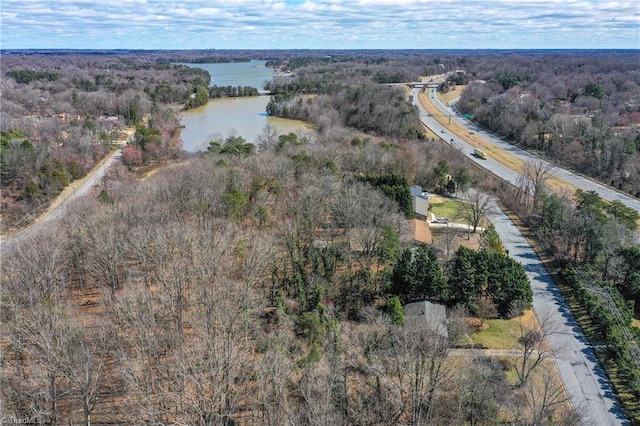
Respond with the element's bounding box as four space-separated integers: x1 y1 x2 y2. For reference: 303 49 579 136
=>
455 50 640 196
266 80 424 138
391 244 532 317
209 85 260 98
500 159 640 419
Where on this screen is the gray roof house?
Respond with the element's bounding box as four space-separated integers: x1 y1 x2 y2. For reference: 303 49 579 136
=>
410 185 430 220
404 300 448 338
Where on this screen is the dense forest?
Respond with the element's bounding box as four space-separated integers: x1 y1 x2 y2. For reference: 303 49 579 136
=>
1 50 639 424
453 50 640 196
2 123 569 425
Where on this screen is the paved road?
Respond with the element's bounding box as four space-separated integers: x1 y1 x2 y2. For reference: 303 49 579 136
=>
429 221 484 232
488 200 628 425
41 148 123 224
415 87 630 423
413 88 640 214
449 348 541 357
0 147 123 252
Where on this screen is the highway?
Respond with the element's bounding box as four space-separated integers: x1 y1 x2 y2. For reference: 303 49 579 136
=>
413 87 640 214
412 87 527 189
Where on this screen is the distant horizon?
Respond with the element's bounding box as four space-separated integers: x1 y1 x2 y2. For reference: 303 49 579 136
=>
2 47 638 53
1 1 638 51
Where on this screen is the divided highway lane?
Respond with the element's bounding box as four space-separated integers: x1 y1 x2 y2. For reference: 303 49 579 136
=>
489 200 628 425
412 88 525 188
415 88 640 214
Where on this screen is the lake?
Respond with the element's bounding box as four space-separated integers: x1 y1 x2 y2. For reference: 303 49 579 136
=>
178 60 313 152
176 60 274 94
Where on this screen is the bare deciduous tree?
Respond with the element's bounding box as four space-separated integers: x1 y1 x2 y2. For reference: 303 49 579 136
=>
83 213 126 296
516 159 556 216
471 297 499 328
106 285 173 425
456 190 494 234
172 279 256 425
59 325 110 426
366 315 453 425
333 181 406 270
512 306 560 386
516 369 582 426
8 302 80 425
455 357 510 426
254 333 296 424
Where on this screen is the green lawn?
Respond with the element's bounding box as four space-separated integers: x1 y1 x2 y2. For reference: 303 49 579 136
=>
429 199 461 221
470 318 522 349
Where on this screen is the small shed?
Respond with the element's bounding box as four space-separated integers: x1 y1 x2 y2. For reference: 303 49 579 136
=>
404 300 448 338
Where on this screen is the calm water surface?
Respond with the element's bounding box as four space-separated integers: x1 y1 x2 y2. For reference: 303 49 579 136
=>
179 61 313 152
177 60 274 93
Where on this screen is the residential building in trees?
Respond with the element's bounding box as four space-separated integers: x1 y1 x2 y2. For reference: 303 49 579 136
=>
410 185 430 220
404 300 448 338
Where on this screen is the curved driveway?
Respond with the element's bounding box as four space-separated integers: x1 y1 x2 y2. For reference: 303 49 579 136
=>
413 88 640 214
488 200 628 425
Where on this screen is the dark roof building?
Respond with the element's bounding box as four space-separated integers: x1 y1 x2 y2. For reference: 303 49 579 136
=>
404 300 448 338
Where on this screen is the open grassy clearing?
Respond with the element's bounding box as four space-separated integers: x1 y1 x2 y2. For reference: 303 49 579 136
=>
429 195 486 226
423 127 440 140
470 309 536 349
428 197 460 221
470 319 521 349
429 227 481 254
438 85 464 105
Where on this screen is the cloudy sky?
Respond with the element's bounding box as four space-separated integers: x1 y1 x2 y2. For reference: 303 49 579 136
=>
1 0 638 50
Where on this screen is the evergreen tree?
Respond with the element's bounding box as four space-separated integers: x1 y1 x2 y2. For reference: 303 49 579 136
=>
480 224 505 254
388 296 405 325
391 248 416 303
617 246 640 315
413 244 448 302
377 226 401 264
447 246 483 305
485 252 532 316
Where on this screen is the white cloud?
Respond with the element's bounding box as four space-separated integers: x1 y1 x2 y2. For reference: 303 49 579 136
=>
0 0 637 49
